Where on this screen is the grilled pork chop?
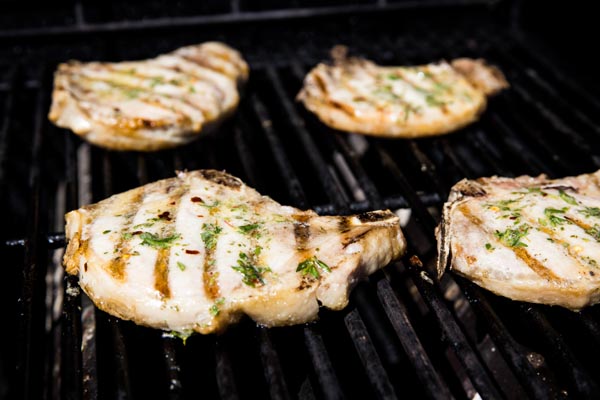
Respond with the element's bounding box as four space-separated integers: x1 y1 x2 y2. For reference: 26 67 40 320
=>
437 170 600 310
64 170 405 334
49 42 248 151
297 46 508 138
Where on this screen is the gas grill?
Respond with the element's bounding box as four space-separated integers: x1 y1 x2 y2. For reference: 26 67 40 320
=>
1 1 600 399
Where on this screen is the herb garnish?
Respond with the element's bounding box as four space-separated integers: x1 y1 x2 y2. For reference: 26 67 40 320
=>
425 94 447 107
579 207 600 218
544 207 569 227
177 261 187 271
559 190 578 205
139 232 180 249
297 256 331 279
232 251 270 287
494 224 530 247
167 330 193 345
201 223 222 250
209 297 225 316
238 223 261 235
485 243 494 251
102 230 111 234
585 225 600 242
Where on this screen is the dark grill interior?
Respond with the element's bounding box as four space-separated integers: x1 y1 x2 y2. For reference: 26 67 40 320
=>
2 2 600 399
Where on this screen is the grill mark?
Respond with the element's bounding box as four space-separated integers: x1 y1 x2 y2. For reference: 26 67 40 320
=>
152 185 188 300
457 204 563 282
150 58 227 104
67 78 189 129
74 73 207 124
179 54 231 78
109 190 145 281
565 216 593 232
197 170 242 188
154 248 171 299
293 214 311 252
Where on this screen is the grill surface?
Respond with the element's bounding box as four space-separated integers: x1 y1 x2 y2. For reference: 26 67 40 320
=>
1 2 600 399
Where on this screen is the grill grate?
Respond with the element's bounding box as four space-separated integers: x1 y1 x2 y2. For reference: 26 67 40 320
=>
1 5 600 400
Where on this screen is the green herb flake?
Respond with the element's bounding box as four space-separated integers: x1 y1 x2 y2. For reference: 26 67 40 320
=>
177 261 187 271
124 88 142 99
494 224 530 248
485 243 494 251
387 73 401 81
209 297 225 316
585 225 600 242
559 190 578 205
188 85 196 93
425 94 447 107
579 207 600 218
238 223 261 234
296 256 331 279
139 232 180 249
231 251 270 287
168 330 193 345
201 223 222 250
149 77 164 88
122 232 133 240
544 207 569 227
102 230 111 234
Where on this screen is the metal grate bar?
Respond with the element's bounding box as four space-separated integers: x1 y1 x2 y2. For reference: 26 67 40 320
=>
250 96 309 209
264 66 347 210
303 326 345 400
215 338 240 400
0 1 491 39
257 328 292 400
344 309 398 400
376 279 452 400
0 67 16 184
458 281 559 399
520 306 599 397
17 72 47 400
374 144 507 398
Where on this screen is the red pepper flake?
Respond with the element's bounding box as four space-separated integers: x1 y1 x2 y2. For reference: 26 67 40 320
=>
185 249 200 255
197 215 204 218
191 196 203 203
170 201 176 205
158 211 171 221
132 231 143 235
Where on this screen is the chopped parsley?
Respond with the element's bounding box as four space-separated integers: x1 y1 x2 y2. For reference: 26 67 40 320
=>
124 88 142 99
133 218 159 229
579 207 600 218
188 85 196 93
199 201 221 209
102 230 111 234
209 297 225 316
238 223 261 235
544 207 569 227
585 225 600 242
494 224 530 248
232 251 270 287
167 330 193 345
297 256 331 279
201 223 222 250
485 198 522 211
485 243 494 251
149 77 164 87
139 232 180 249
559 190 578 205
425 94 447 107
177 261 187 271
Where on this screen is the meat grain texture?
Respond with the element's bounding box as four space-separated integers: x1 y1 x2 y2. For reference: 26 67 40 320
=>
64 170 406 334
49 42 248 151
298 46 508 138
437 170 600 310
